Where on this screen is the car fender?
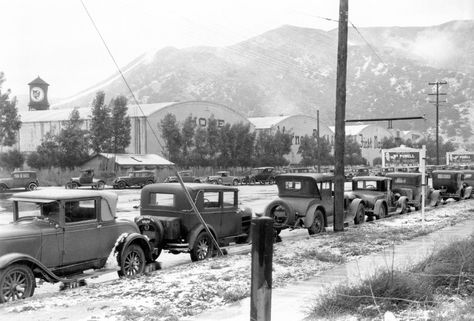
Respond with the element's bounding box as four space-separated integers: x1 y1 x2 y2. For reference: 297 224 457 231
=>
0 253 63 283
463 186 473 199
187 224 217 250
347 198 364 221
114 233 154 264
374 199 386 215
303 204 326 228
0 183 9 189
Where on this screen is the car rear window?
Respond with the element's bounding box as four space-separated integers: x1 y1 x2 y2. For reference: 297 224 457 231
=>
149 193 174 207
437 174 451 179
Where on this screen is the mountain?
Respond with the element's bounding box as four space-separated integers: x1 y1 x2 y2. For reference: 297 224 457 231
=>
53 20 474 146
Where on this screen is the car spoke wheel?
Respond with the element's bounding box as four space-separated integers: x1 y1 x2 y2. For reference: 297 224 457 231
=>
232 179 239 186
190 232 214 262
71 182 79 189
354 204 365 225
0 185 6 192
308 210 325 235
26 183 38 191
117 181 126 189
118 244 145 277
97 182 105 190
0 264 35 303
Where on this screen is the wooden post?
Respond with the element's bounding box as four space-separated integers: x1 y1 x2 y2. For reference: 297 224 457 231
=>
250 217 273 321
334 0 349 232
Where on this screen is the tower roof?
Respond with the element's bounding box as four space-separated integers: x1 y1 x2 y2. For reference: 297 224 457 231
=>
28 76 49 86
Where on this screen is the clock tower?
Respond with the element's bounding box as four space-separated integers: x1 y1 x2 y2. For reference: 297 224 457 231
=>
28 76 50 111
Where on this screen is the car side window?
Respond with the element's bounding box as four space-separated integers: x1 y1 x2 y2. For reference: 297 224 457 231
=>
203 192 220 208
222 191 236 208
65 200 97 223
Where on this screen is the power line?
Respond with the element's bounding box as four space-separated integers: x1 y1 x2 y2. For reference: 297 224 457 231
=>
80 0 166 153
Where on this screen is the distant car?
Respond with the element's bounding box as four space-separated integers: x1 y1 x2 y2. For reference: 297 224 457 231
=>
264 173 364 236
0 190 154 303
0 171 39 192
206 171 242 185
346 176 409 220
386 172 440 210
113 170 156 189
432 170 472 201
136 183 252 261
165 170 203 183
65 168 106 190
242 167 276 184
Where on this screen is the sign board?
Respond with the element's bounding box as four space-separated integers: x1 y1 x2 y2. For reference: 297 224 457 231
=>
382 147 423 168
446 152 474 166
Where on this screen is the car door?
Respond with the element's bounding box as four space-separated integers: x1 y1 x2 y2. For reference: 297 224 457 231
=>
219 190 240 236
62 198 101 266
12 172 23 188
201 191 224 236
318 180 335 223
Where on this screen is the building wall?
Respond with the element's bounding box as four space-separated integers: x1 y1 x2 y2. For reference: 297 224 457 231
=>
350 125 393 165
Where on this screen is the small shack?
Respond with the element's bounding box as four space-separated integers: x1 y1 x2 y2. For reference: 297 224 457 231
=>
83 153 174 175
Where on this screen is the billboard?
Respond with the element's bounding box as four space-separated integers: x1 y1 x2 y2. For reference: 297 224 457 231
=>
382 147 423 168
446 152 474 166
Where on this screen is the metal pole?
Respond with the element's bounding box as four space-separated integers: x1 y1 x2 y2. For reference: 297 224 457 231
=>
333 0 349 232
250 217 273 321
175 171 224 256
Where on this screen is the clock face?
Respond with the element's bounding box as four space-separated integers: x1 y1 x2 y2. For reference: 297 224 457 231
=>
31 87 45 103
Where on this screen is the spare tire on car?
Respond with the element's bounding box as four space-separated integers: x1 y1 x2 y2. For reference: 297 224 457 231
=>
135 216 164 260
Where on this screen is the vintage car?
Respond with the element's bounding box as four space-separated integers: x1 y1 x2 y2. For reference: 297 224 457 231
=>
386 172 440 210
263 173 365 236
242 167 276 185
346 176 409 220
206 171 242 185
65 168 106 190
136 183 252 262
0 171 39 192
0 190 154 303
432 170 472 201
113 170 156 189
165 170 203 183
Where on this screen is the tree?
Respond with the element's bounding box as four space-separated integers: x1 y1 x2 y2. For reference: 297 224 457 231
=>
27 132 59 169
0 73 21 146
56 109 90 169
160 113 182 163
254 130 292 167
231 123 255 168
207 116 220 167
345 137 367 166
298 135 333 166
0 150 24 170
191 127 209 167
181 116 196 167
90 91 111 153
108 95 131 153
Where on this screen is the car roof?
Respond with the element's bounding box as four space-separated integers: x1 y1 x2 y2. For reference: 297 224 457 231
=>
385 172 421 178
352 176 391 181
10 189 118 204
432 170 464 174
142 183 238 193
276 173 333 181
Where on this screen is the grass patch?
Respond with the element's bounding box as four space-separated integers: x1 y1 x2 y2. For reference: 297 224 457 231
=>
303 249 346 263
116 304 179 321
308 234 474 320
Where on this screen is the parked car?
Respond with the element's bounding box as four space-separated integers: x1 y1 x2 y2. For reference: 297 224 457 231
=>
136 183 252 262
206 171 242 185
346 176 409 220
242 167 276 184
386 172 440 210
0 190 154 303
165 170 203 183
113 170 156 189
0 171 39 192
264 173 364 236
65 168 106 190
432 170 472 201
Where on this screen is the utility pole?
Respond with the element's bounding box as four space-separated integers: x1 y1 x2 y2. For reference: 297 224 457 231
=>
428 81 447 165
334 0 348 232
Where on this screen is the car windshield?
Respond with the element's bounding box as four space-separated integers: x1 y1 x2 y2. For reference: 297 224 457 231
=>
16 201 59 222
354 180 384 191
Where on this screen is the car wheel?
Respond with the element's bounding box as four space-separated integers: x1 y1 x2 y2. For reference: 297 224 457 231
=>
268 178 275 185
96 181 105 190
354 203 365 225
232 179 239 186
117 181 126 189
190 232 214 262
71 182 79 189
0 264 36 303
376 205 387 219
117 244 146 277
0 185 6 192
217 178 223 185
308 209 325 235
26 183 38 191
250 177 256 185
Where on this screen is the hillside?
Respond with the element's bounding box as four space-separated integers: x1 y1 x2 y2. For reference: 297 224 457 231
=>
53 20 474 146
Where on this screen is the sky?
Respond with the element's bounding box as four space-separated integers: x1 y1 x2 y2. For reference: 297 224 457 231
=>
1 0 473 102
